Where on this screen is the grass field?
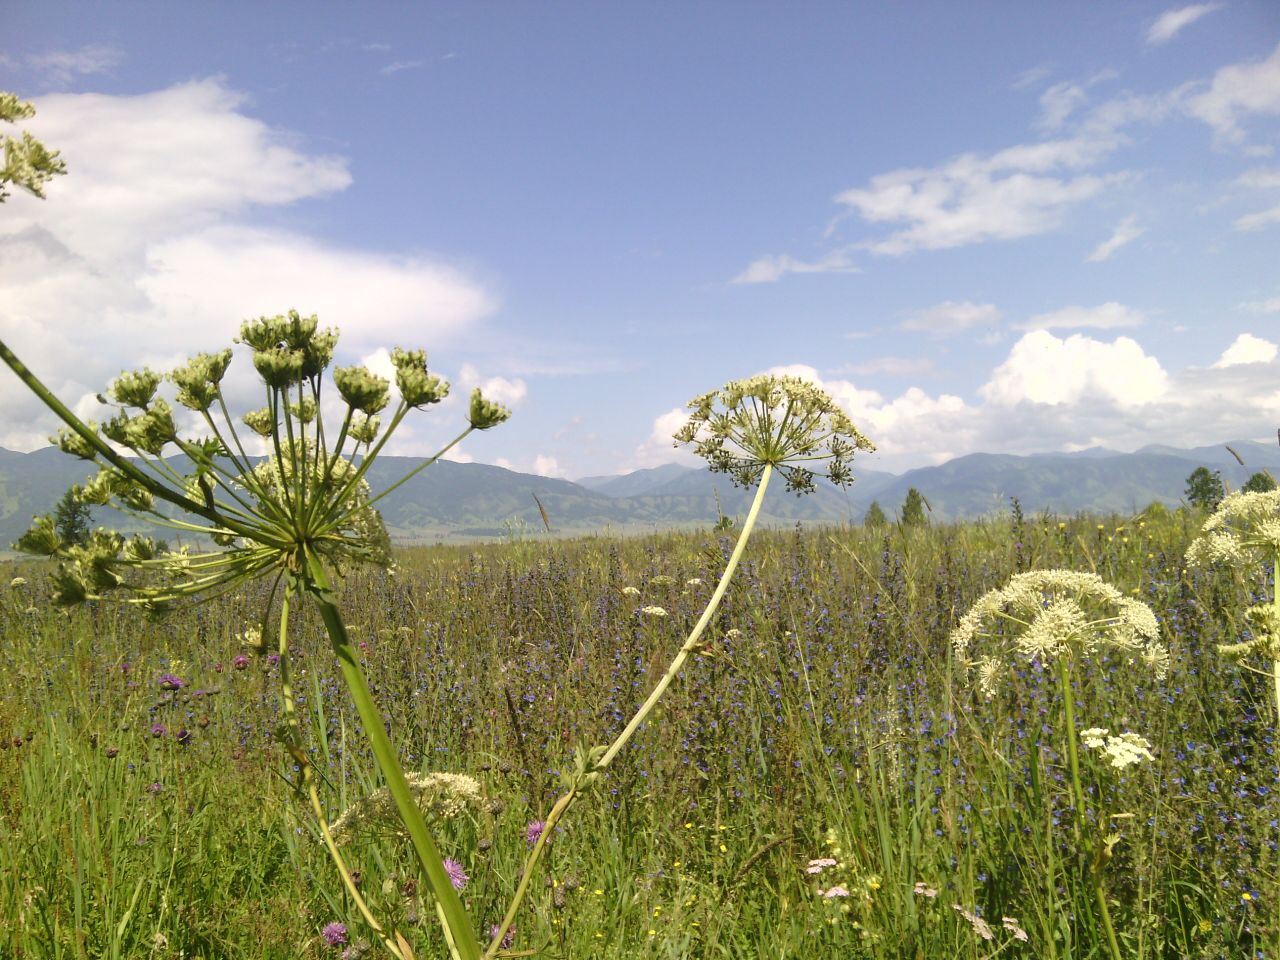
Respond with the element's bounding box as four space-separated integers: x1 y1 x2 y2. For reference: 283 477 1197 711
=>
0 508 1275 958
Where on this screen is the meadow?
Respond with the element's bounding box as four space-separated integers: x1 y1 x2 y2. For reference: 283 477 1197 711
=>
0 506 1275 959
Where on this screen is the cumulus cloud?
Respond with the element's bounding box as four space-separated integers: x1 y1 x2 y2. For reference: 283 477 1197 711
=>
1145 4 1221 46
1185 42 1280 147
457 363 528 408
900 300 1001 334
1016 302 1146 332
532 454 567 478
631 407 701 470
638 332 1280 473
834 139 1120 255
0 79 497 452
731 249 859 284
1213 332 1279 367
1087 216 1144 261
981 331 1168 406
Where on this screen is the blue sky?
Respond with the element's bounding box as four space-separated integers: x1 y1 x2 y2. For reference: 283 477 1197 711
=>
2 2 1279 480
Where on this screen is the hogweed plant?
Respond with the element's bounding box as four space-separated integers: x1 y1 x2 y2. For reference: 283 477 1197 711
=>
951 569 1166 960
1 314 511 960
482 373 874 955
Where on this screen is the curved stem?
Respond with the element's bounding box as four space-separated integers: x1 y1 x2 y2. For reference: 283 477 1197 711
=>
304 552 480 960
597 463 773 769
485 465 775 956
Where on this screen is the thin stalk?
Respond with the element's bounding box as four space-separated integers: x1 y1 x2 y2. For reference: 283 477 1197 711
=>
304 553 480 960
485 464 775 955
275 581 407 960
597 462 773 769
1057 656 1122 960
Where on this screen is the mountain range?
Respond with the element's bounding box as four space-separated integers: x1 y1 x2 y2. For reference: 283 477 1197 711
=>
0 439 1276 547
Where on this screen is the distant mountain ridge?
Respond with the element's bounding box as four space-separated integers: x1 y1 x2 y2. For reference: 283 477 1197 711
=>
0 440 1275 547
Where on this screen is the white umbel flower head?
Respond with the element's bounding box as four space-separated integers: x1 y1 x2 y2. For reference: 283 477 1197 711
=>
1186 490 1280 569
1079 728 1155 769
950 569 1165 697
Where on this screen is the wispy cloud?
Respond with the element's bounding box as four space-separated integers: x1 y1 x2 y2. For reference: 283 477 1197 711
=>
1239 296 1280 313
900 301 1001 334
25 44 124 85
1087 215 1144 261
1016 302 1146 331
1234 204 1280 231
731 249 859 284
380 59 428 76
1145 4 1222 46
1185 42 1280 148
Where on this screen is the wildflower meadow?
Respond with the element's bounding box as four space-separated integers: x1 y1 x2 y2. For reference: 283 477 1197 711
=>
1 487 1278 957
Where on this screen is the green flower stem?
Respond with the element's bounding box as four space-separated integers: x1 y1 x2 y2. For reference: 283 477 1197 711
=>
275 581 407 960
1057 656 1122 960
304 551 480 960
598 462 772 769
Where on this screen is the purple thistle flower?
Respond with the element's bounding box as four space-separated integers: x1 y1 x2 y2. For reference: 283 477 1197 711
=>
175 728 192 746
526 819 546 846
488 924 516 949
150 723 167 738
158 673 184 690
321 921 348 946
233 655 249 670
266 653 281 666
443 857 468 890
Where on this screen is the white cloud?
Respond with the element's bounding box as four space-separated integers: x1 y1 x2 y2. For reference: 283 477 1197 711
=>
1234 204 1280 231
0 79 497 453
1017 302 1146 332
1213 333 1279 367
900 300 1001 334
981 331 1168 406
631 407 700 469
1239 296 1280 313
1087 216 1144 261
834 140 1120 255
532 454 567 478
1145 4 1222 46
731 249 858 284
1185 42 1280 147
27 45 125 84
